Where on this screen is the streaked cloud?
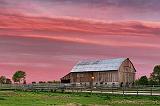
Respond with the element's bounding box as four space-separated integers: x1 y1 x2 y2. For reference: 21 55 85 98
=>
0 14 160 49
0 0 160 21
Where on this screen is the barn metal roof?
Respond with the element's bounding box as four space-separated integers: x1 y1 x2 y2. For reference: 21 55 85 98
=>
70 58 127 72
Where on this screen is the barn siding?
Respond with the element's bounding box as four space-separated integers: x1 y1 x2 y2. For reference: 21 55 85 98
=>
119 59 136 85
69 71 119 86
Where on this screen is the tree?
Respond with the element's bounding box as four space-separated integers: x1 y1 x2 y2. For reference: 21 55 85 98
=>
150 65 160 84
47 81 53 83
6 78 12 84
138 76 148 85
12 71 26 84
0 76 6 84
39 81 46 83
148 79 157 85
32 82 36 84
23 80 26 84
134 79 139 86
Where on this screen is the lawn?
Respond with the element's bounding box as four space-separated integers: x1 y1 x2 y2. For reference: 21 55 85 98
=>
0 91 160 106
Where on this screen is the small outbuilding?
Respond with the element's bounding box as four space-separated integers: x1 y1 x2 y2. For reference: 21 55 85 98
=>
61 58 136 87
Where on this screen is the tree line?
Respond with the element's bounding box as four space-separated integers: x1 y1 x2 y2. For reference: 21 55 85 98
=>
0 70 59 84
1 65 160 85
0 71 26 84
135 65 160 85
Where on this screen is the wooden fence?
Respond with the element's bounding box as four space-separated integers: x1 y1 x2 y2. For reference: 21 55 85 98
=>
0 84 160 96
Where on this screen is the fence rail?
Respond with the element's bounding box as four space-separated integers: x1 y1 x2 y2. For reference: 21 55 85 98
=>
0 84 160 96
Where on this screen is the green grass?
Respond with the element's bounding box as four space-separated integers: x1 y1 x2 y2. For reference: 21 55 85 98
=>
0 91 160 106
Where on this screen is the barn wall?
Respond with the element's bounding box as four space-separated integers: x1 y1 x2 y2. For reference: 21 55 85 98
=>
70 72 92 84
119 59 136 86
93 71 118 83
61 73 71 80
70 71 119 86
61 73 71 83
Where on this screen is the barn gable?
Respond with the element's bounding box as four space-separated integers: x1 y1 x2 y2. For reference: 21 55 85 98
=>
71 58 127 72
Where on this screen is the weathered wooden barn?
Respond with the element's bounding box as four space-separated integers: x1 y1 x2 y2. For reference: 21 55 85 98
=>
61 58 136 87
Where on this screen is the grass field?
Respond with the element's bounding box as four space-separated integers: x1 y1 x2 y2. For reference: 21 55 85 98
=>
0 91 160 106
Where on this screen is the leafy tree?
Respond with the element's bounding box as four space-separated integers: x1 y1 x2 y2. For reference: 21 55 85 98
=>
12 71 26 84
47 81 53 83
32 82 36 84
0 76 6 84
53 80 60 84
148 79 157 85
138 76 148 85
134 79 139 85
150 65 160 84
23 80 26 84
6 78 12 84
39 81 46 83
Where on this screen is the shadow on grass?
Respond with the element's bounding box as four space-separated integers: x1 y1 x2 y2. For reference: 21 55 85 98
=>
0 97 6 100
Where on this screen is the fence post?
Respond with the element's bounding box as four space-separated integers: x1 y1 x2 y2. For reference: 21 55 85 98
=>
123 86 125 96
0 84 1 90
150 87 152 96
136 86 138 96
90 84 93 94
72 86 74 93
80 85 82 93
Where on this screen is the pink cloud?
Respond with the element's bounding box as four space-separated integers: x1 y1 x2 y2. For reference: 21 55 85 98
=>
0 14 160 49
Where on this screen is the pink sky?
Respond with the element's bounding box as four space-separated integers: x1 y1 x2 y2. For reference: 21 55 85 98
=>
0 0 160 83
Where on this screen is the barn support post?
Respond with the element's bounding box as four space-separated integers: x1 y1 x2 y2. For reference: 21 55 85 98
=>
90 73 95 94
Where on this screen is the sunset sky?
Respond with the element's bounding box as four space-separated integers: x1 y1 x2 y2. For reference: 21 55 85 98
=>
0 0 160 83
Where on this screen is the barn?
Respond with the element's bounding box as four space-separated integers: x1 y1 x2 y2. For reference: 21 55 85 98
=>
61 58 136 87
